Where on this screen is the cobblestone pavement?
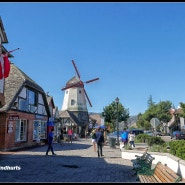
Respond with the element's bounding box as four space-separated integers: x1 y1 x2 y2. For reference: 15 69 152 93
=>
0 138 139 183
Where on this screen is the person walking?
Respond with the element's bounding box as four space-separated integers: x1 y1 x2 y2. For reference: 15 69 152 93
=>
46 128 56 156
60 128 64 144
121 128 128 147
96 127 104 158
67 127 73 144
128 130 135 148
91 129 97 151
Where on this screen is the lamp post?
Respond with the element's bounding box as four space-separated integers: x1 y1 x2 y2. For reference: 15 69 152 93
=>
115 97 119 146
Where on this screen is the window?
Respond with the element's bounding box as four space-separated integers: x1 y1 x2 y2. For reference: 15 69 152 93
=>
15 119 27 142
28 89 37 106
38 93 44 104
33 120 47 140
71 99 75 105
19 87 27 99
16 88 47 115
40 121 47 139
19 98 29 111
37 104 47 115
27 89 38 113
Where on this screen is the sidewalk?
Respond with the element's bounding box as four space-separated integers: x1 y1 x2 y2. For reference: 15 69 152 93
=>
0 138 139 183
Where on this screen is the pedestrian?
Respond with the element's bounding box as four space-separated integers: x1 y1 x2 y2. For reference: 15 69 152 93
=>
67 127 73 143
46 128 56 156
128 130 135 148
60 128 64 144
96 127 104 158
85 129 88 139
91 129 97 151
121 128 128 147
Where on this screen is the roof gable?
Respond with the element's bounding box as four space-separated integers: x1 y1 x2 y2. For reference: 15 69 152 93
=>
0 16 8 43
0 63 50 115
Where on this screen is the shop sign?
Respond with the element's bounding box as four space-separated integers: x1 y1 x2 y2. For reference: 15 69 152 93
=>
9 115 19 120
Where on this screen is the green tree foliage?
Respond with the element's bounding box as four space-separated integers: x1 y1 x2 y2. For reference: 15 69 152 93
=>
136 114 151 130
179 102 185 118
102 100 129 131
169 140 185 160
136 100 172 130
147 94 155 108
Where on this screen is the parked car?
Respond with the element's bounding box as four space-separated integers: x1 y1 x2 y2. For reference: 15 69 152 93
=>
144 130 154 136
127 129 144 136
171 131 185 140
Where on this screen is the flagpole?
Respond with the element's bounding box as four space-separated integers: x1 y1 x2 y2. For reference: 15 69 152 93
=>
0 48 20 56
8 48 20 53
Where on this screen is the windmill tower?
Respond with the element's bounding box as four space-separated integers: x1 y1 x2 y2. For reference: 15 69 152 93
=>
61 60 99 136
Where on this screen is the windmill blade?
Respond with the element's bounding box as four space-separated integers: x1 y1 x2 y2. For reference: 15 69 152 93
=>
61 82 80 91
84 77 99 84
84 88 92 107
72 60 81 79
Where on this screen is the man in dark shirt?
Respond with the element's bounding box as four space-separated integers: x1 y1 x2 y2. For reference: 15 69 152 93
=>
96 127 104 158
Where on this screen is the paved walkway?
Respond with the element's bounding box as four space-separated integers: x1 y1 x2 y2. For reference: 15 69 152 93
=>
0 138 139 183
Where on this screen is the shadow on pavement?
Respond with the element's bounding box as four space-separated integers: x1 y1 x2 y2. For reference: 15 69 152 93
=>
0 140 139 183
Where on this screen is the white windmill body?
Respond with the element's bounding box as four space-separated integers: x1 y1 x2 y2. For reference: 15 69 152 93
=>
61 60 99 137
62 76 88 112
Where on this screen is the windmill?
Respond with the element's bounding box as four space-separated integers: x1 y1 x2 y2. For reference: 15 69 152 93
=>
61 60 99 137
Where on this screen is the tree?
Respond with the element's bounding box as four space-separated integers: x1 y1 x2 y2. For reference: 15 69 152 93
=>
179 102 185 118
136 113 151 130
147 94 155 108
102 100 129 132
136 100 172 130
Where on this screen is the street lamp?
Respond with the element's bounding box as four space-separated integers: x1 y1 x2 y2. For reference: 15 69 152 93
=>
115 97 119 146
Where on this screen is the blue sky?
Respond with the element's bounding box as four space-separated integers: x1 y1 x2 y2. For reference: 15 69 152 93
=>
1 2 185 116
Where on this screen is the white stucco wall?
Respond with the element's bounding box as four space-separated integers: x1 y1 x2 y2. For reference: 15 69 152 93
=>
62 87 87 111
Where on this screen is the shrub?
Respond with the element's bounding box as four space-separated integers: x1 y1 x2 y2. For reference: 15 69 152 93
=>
149 143 169 153
147 136 165 146
127 134 185 160
169 140 185 160
135 133 150 143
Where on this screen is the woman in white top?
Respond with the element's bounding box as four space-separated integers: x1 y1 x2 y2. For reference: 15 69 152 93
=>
128 130 135 148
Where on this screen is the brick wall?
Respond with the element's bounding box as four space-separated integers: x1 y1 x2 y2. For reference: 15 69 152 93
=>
0 111 48 151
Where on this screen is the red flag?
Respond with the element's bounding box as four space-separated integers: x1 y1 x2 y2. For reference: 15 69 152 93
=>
3 54 10 78
0 48 19 79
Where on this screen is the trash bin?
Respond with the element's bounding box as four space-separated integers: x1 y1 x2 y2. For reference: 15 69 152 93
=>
109 137 116 148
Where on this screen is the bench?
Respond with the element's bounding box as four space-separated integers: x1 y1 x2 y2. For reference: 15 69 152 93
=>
131 150 155 173
137 161 182 183
131 149 148 164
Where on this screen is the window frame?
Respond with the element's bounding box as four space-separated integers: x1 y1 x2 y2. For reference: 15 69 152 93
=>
15 119 27 142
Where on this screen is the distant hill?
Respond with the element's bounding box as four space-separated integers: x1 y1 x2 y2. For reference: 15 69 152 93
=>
89 112 138 127
127 115 138 127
